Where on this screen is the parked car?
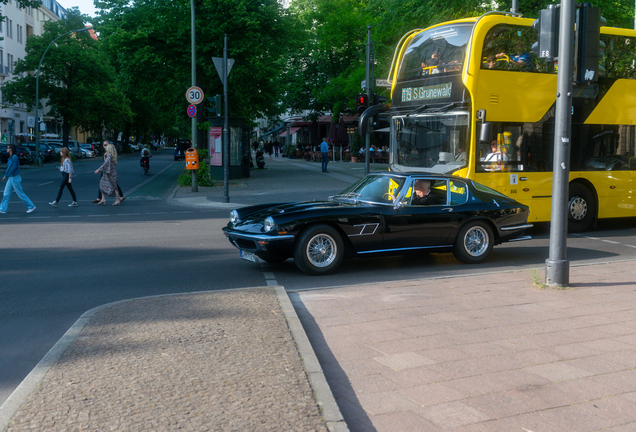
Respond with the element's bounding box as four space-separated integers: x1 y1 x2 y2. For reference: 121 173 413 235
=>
39 139 82 159
129 142 139 152
0 147 8 163
80 144 96 158
174 139 191 161
15 146 34 165
23 144 49 162
222 172 533 275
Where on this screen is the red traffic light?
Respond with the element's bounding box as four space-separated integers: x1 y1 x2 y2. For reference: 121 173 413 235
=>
356 94 369 106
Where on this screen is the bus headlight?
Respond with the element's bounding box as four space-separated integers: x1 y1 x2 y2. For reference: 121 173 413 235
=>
264 217 276 232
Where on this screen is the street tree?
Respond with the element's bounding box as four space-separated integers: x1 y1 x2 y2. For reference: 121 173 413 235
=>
2 9 132 145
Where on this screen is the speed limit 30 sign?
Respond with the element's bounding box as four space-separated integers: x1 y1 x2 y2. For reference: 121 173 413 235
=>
186 86 204 104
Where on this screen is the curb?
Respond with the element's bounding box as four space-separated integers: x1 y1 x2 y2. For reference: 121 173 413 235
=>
275 285 349 432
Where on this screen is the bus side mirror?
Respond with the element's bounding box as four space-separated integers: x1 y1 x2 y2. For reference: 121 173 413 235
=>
479 122 492 144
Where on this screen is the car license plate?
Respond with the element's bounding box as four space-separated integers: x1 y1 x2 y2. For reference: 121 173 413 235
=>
240 250 255 262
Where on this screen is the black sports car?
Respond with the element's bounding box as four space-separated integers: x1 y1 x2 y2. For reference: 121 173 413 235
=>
222 173 532 275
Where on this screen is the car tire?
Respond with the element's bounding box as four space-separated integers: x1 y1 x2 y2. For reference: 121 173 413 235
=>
568 183 595 233
294 224 344 275
453 221 494 264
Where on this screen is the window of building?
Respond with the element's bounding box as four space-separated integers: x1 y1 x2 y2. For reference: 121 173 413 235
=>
0 49 4 73
8 53 13 73
17 24 21 43
8 19 12 38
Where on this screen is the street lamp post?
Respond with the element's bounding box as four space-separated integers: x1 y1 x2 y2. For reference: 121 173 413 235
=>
34 26 91 165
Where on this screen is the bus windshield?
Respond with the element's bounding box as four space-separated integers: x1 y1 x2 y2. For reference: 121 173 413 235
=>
392 111 469 174
397 24 473 81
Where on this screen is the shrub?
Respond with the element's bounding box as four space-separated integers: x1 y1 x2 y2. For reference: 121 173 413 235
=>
178 148 215 186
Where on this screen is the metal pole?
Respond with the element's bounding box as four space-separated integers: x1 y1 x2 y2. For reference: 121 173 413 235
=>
511 0 518 14
545 0 576 287
365 25 371 175
190 0 198 192
223 34 230 203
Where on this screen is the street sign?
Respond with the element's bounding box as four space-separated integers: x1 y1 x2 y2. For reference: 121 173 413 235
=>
212 57 235 81
186 86 204 104
361 79 391 90
187 104 197 118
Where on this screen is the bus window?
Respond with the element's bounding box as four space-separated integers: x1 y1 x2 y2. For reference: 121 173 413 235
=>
481 24 548 73
601 34 636 80
397 24 473 82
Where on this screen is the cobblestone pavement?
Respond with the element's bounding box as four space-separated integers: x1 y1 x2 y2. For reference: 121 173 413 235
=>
4 289 329 432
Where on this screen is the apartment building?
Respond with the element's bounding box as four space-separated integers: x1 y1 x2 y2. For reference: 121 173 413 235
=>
0 0 66 143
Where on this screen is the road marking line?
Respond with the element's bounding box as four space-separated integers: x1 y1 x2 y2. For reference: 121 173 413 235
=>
58 215 81 218
174 211 194 214
37 181 53 186
27 216 51 219
602 240 620 244
88 214 111 217
625 244 636 248
117 213 141 216
0 217 20 220
146 212 167 214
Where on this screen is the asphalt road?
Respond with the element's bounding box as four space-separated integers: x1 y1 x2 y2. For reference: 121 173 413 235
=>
1 152 635 407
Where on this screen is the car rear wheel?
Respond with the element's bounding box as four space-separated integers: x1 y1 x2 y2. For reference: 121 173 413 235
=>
568 183 595 233
453 221 494 264
294 225 344 275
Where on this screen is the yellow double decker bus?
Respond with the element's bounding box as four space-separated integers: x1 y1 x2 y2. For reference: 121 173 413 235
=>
385 12 636 231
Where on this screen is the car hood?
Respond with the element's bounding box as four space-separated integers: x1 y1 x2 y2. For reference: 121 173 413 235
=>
232 201 356 229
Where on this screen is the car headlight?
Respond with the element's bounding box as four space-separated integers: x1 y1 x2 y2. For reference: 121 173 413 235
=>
264 217 276 232
229 210 239 223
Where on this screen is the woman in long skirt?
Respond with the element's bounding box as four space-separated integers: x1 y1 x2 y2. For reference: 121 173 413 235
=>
94 142 121 205
49 147 78 207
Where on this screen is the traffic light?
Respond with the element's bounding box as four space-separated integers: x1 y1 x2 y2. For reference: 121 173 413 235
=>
356 93 369 114
575 4 605 84
532 4 560 62
206 95 222 117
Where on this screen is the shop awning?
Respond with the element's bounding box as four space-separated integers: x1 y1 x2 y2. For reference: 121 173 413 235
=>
279 127 300 137
261 124 286 137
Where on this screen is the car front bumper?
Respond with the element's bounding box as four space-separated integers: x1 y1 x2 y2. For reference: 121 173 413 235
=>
222 228 295 260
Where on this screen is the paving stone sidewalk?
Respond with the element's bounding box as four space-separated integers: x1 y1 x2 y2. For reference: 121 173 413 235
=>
292 261 636 432
3 288 330 432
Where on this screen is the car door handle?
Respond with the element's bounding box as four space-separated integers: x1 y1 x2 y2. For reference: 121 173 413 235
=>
520 177 528 181
442 208 453 212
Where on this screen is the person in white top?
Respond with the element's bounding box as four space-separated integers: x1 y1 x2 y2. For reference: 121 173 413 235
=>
49 147 78 207
484 141 508 171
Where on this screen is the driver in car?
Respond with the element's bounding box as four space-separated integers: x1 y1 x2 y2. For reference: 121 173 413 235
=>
411 179 441 205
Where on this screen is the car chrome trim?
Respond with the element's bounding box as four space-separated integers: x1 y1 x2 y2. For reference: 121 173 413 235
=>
508 235 532 242
349 223 380 236
500 224 533 231
357 245 453 254
224 231 294 241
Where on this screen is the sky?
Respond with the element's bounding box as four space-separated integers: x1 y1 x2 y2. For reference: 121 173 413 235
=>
56 0 97 18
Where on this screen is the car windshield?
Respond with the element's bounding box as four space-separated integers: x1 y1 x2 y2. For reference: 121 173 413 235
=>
392 111 469 174
332 174 407 205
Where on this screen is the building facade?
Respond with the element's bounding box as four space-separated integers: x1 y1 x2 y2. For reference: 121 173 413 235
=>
0 0 66 144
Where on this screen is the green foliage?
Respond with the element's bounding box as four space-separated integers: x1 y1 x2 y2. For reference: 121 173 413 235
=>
2 9 131 144
350 133 363 154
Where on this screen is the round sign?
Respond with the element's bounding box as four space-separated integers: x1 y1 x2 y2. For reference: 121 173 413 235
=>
187 104 197 118
186 86 204 104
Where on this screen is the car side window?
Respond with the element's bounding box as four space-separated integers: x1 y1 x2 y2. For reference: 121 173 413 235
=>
449 180 468 205
404 178 447 206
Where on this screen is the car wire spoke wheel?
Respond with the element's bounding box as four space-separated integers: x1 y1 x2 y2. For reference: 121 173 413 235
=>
306 233 337 267
453 221 493 264
294 224 344 275
463 225 489 257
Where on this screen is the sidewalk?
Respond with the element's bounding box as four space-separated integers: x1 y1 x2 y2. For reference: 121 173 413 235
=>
2 156 635 431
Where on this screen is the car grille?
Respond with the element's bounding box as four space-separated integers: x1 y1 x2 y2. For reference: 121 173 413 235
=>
227 236 256 250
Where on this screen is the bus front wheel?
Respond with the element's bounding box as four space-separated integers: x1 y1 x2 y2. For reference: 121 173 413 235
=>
568 183 595 233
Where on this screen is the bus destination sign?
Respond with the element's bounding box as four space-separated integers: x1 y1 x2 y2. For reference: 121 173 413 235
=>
402 82 452 103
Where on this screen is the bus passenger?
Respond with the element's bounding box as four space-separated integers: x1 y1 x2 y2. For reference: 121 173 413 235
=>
497 42 532 70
